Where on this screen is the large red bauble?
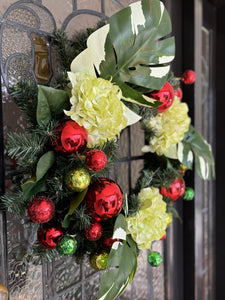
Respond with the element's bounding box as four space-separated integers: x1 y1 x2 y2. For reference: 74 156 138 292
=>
85 149 107 172
28 196 55 223
148 81 174 113
85 222 103 241
85 178 123 221
181 70 196 84
160 177 185 201
53 120 87 154
37 225 63 249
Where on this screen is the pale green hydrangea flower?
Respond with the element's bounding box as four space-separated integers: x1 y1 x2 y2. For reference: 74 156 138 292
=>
65 72 128 147
126 187 167 249
142 97 191 158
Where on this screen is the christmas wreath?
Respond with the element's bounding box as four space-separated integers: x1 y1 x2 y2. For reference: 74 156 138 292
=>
1 0 214 299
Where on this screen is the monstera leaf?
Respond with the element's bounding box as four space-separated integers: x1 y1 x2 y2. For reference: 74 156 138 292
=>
71 0 175 107
177 126 215 180
98 214 137 300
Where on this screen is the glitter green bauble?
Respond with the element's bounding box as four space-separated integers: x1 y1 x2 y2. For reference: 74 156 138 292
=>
183 187 195 200
148 251 162 267
65 167 90 192
56 236 77 255
90 252 109 271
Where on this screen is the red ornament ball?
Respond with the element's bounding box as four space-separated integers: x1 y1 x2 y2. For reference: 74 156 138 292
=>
181 70 196 84
160 234 166 241
85 178 124 221
160 177 185 201
85 222 103 241
53 120 87 154
102 236 120 248
174 87 183 101
85 150 107 172
28 196 55 223
148 81 174 113
37 225 63 249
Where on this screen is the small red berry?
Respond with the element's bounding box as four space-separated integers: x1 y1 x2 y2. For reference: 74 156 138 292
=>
181 70 196 84
85 150 107 171
85 222 103 241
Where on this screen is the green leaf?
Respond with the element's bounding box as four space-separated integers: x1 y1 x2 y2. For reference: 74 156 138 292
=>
62 188 88 228
36 151 55 181
115 80 162 108
70 0 174 108
22 151 55 199
100 0 175 90
177 125 215 180
98 215 137 300
22 177 47 200
112 213 127 240
37 85 70 126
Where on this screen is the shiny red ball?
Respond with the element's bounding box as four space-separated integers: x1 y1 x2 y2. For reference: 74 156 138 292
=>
37 225 63 249
148 81 174 113
85 150 107 172
174 88 183 101
160 177 185 201
85 178 124 221
160 234 166 241
85 222 103 241
102 237 120 248
181 70 196 84
53 120 87 154
28 196 55 223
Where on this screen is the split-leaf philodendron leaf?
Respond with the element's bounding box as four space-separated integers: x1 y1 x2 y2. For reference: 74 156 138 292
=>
177 125 215 180
71 0 175 108
98 214 137 300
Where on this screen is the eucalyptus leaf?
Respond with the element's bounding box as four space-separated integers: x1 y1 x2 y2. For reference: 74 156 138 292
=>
37 85 70 126
36 151 55 182
22 177 47 200
22 151 55 199
62 188 88 228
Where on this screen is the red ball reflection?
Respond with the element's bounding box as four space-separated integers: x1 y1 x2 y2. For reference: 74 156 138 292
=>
85 178 123 221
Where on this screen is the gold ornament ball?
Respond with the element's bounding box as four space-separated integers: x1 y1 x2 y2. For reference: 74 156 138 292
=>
0 283 8 300
89 252 109 271
65 167 90 192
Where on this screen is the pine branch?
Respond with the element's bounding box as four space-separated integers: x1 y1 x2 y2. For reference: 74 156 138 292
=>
127 194 141 217
69 205 91 231
7 132 46 167
10 81 38 125
0 189 26 218
52 21 106 71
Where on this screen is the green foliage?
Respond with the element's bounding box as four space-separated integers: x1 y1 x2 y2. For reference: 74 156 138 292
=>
0 189 26 217
52 21 106 71
98 214 137 300
10 81 38 125
37 85 70 127
122 100 158 120
100 0 175 104
7 132 45 165
177 125 215 180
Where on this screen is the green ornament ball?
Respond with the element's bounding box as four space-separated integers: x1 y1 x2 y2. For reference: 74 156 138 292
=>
90 252 109 271
148 251 162 267
183 187 195 200
56 236 77 256
65 167 90 192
